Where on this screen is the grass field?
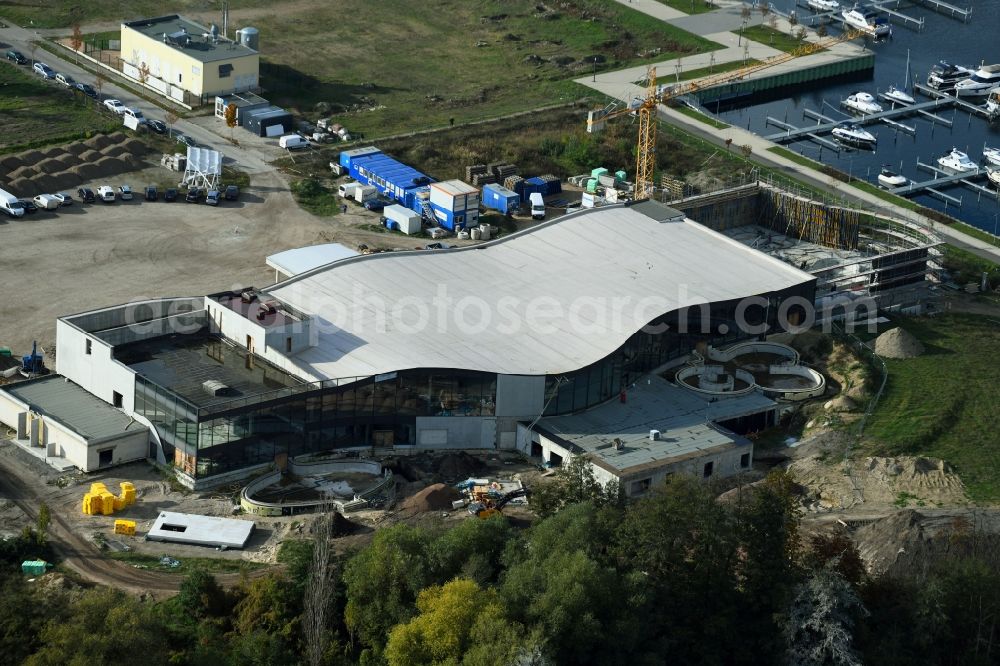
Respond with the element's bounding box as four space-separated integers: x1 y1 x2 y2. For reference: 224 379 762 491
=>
0 0 271 29
0 62 117 153
252 0 720 137
107 551 265 573
652 0 719 14
290 179 340 216
863 314 1000 502
674 59 762 82
673 104 729 129
737 25 815 53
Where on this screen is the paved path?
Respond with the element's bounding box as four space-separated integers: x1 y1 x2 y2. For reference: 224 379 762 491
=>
582 1 1000 263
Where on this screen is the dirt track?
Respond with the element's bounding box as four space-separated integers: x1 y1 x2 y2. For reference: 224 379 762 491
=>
0 446 272 599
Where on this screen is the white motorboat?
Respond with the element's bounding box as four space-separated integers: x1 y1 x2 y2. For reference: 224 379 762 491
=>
884 86 914 105
842 7 891 38
927 61 973 92
982 147 1000 167
832 123 877 146
987 166 1000 188
937 148 978 173
877 166 907 188
986 88 1000 118
844 92 883 115
954 64 1000 97
807 0 840 10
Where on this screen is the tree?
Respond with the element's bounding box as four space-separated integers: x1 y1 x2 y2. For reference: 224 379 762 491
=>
94 69 106 108
36 503 50 541
225 102 238 142
786 571 868 666
741 4 752 21
70 24 82 63
528 454 621 517
804 533 866 585
759 1 771 24
740 144 754 160
795 26 808 41
232 574 299 641
304 510 337 666
817 23 829 38
138 61 150 87
165 110 179 138
385 579 527 666
178 568 228 619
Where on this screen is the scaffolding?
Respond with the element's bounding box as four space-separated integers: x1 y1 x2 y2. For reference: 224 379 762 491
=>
756 186 861 250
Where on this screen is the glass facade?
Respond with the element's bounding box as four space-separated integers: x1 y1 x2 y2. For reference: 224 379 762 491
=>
135 366 497 479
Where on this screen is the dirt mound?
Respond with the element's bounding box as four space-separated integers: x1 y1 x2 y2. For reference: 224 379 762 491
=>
122 138 147 154
437 452 489 480
17 149 44 164
0 155 24 171
39 146 67 158
852 509 1000 576
400 483 462 513
310 511 362 537
824 395 857 412
84 135 112 150
789 455 966 511
9 166 38 180
30 174 57 194
94 156 124 175
64 142 89 156
107 131 127 144
120 154 139 170
874 327 924 359
101 144 127 157
78 149 101 163
36 157 68 174
48 172 81 190
6 178 32 197
71 164 102 181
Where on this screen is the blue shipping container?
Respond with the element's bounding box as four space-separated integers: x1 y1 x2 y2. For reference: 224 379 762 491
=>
339 147 434 214
482 183 519 214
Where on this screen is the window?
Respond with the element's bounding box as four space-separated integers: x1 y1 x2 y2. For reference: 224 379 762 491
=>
286 337 292 353
629 478 652 496
85 339 92 355
703 461 714 478
218 63 233 78
178 73 182 83
98 449 113 467
112 391 123 408
246 335 253 351
740 453 751 468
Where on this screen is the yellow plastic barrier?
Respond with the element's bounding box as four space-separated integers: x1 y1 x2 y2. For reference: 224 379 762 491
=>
113 520 136 536
120 482 136 506
100 492 116 515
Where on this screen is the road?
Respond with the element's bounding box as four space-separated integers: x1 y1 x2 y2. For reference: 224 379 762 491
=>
0 444 275 599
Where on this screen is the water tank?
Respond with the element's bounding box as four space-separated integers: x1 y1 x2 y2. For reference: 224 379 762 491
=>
239 26 259 50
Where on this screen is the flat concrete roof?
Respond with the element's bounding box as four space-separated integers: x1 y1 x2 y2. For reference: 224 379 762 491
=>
537 376 773 476
266 243 359 278
123 15 257 62
268 201 815 380
147 510 254 548
114 333 303 410
1 375 145 442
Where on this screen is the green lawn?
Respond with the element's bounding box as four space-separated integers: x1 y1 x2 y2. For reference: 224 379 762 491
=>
673 104 729 129
291 179 341 216
653 0 720 15
737 25 817 53
253 0 720 137
863 314 1000 502
0 62 118 153
670 59 762 82
0 1 271 29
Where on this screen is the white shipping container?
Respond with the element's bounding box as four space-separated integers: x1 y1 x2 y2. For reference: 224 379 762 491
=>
384 204 421 234
338 182 360 198
353 185 377 203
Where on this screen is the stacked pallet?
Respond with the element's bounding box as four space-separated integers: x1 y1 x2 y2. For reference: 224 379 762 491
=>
472 173 497 186
494 164 519 179
504 175 524 192
465 164 488 181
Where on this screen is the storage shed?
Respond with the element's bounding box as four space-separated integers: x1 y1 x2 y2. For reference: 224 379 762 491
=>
428 180 480 231
482 183 520 214
338 147 435 217
244 106 293 137
214 91 269 126
383 204 422 234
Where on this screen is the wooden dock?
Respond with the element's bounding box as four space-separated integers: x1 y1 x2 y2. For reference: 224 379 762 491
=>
876 92 952 126
765 117 841 151
913 83 990 118
763 97 959 142
909 0 971 21
868 0 925 31
887 161 999 206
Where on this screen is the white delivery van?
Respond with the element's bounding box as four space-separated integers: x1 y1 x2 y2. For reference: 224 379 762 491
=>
278 134 310 150
353 185 377 204
33 194 62 210
338 182 360 199
0 189 25 217
529 192 545 220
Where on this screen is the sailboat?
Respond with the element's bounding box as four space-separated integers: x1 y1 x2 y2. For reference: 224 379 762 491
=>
885 50 915 105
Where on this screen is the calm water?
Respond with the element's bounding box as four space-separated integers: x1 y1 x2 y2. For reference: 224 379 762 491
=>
715 0 1000 235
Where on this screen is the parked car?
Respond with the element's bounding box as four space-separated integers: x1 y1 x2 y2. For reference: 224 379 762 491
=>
205 190 221 206
33 194 61 210
176 134 197 148
145 185 158 201
55 73 76 87
33 62 55 79
123 107 144 122
164 188 178 202
185 187 203 203
118 185 133 201
103 99 126 115
364 199 388 211
74 83 97 98
146 119 167 134
6 50 27 65
224 185 240 201
96 185 116 202
52 192 74 206
77 187 96 203
18 199 38 214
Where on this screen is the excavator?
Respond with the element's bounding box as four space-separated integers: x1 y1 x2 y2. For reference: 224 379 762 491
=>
470 487 529 519
586 28 864 199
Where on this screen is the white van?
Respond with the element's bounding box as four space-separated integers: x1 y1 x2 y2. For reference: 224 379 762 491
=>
339 182 360 199
33 194 62 210
529 192 545 220
0 189 25 217
279 134 310 150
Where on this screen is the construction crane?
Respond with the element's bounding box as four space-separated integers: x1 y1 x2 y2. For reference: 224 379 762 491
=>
586 29 865 200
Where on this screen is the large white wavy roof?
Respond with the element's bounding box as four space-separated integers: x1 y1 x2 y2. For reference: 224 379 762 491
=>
267 202 813 380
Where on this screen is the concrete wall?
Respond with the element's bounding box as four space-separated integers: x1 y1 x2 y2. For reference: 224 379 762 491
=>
495 374 545 450
83 430 149 471
204 297 315 380
415 416 496 449
56 319 137 413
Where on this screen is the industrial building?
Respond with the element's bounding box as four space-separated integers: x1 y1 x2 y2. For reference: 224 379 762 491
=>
0 201 816 489
120 15 260 106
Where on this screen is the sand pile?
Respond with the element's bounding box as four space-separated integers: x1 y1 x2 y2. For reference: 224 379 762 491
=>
874 327 924 359
400 483 462 513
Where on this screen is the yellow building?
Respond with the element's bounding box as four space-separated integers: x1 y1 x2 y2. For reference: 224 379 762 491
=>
120 15 259 107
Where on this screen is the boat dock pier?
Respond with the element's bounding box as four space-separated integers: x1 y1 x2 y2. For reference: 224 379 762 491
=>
909 0 971 21
868 0 926 31
763 97 957 143
765 117 841 151
888 163 998 206
876 92 953 126
790 0 925 31
913 83 991 118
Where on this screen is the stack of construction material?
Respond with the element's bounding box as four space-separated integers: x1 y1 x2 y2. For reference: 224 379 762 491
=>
504 175 524 192
465 164 488 181
81 481 138 515
114 519 137 536
471 173 497 186
486 162 504 177
120 482 137 506
494 164 518 179
539 174 562 194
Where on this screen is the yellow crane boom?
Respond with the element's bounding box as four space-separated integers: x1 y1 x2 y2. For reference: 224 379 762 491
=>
587 29 864 199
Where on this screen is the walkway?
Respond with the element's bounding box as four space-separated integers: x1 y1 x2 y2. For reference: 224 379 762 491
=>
578 0 1000 263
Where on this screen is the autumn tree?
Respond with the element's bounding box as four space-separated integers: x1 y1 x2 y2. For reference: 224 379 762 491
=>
165 110 179 138
70 24 82 63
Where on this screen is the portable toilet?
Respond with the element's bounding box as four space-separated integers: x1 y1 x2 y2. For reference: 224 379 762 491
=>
21 560 49 576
